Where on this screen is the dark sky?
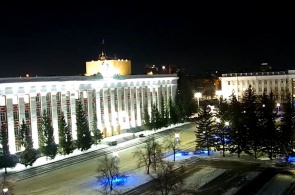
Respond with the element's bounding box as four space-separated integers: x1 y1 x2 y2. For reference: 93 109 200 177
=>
0 2 294 77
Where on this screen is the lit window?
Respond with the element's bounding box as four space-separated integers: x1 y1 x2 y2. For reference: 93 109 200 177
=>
13 111 19 121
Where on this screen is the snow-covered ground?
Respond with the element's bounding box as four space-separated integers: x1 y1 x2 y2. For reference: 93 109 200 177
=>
0 123 272 194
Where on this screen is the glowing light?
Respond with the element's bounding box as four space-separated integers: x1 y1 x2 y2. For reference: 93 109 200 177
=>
100 175 128 186
225 121 229 126
26 73 29 77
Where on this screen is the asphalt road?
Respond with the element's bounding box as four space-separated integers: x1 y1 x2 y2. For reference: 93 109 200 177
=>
12 123 196 195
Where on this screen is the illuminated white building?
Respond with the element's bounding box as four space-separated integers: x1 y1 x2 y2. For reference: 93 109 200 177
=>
220 70 295 101
0 73 178 154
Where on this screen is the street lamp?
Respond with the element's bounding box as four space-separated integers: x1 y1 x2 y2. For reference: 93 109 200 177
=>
113 151 119 166
3 188 8 195
195 92 202 109
277 103 280 115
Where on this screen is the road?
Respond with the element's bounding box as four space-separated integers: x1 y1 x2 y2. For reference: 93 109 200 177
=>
12 123 196 195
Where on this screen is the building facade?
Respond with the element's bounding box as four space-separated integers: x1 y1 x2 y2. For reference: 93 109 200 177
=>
220 70 295 101
0 74 178 154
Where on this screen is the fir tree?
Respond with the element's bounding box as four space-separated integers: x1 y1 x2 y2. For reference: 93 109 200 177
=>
195 105 215 155
143 105 151 130
92 113 103 145
58 112 74 155
18 119 39 167
38 110 58 159
169 97 178 125
0 123 17 174
241 85 260 159
76 99 92 151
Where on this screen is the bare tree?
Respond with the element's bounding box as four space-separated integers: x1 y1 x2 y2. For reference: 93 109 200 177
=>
150 160 185 195
163 133 180 162
96 154 120 192
133 135 162 174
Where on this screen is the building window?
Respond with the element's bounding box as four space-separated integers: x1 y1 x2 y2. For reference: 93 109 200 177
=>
25 109 30 119
67 106 70 114
46 93 51 102
264 81 267 84
13 111 18 121
36 95 40 102
36 108 41 117
57 106 61 115
0 112 6 122
228 81 230 85
47 108 51 116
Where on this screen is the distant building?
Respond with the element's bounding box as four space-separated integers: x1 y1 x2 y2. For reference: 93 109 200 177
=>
220 69 295 102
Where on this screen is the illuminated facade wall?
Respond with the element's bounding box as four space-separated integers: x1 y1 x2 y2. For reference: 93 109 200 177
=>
0 74 178 153
85 59 131 76
220 70 295 101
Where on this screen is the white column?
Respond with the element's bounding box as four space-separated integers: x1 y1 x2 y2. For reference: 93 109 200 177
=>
103 89 109 126
110 89 116 126
130 87 136 127
40 93 47 115
136 87 142 126
117 88 123 126
51 93 59 144
147 87 152 115
18 96 25 122
6 96 16 154
124 87 130 128
95 90 102 129
87 90 94 130
70 91 77 140
29 94 39 149
61 92 67 118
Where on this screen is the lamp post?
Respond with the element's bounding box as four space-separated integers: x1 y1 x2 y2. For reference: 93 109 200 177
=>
277 103 280 116
195 92 202 109
3 188 8 195
173 133 180 161
113 151 119 166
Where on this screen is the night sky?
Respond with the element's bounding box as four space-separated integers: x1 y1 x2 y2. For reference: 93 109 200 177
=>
0 2 294 78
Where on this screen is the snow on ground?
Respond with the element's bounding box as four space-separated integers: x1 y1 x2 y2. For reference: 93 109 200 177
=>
0 123 264 194
183 167 227 190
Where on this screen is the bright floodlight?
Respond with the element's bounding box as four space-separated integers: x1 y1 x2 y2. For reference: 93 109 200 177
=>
194 92 202 98
175 133 180 138
225 121 229 126
3 188 8 193
277 103 280 107
216 118 221 123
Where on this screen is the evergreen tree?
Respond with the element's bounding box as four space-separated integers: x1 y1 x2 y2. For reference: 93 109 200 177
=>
143 105 151 130
215 97 231 157
151 102 162 131
278 94 295 162
92 113 103 145
175 71 197 119
38 110 58 159
227 93 247 158
241 85 260 159
195 105 215 155
76 99 92 151
169 97 178 125
160 94 168 127
0 123 17 174
58 112 74 155
258 92 277 159
18 119 39 167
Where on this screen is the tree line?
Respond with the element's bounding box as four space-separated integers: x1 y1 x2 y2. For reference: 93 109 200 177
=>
195 85 295 162
0 99 103 174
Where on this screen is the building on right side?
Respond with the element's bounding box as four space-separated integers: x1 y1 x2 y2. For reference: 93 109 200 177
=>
219 69 295 103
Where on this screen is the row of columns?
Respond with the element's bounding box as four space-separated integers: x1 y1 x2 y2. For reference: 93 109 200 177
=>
2 84 176 154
